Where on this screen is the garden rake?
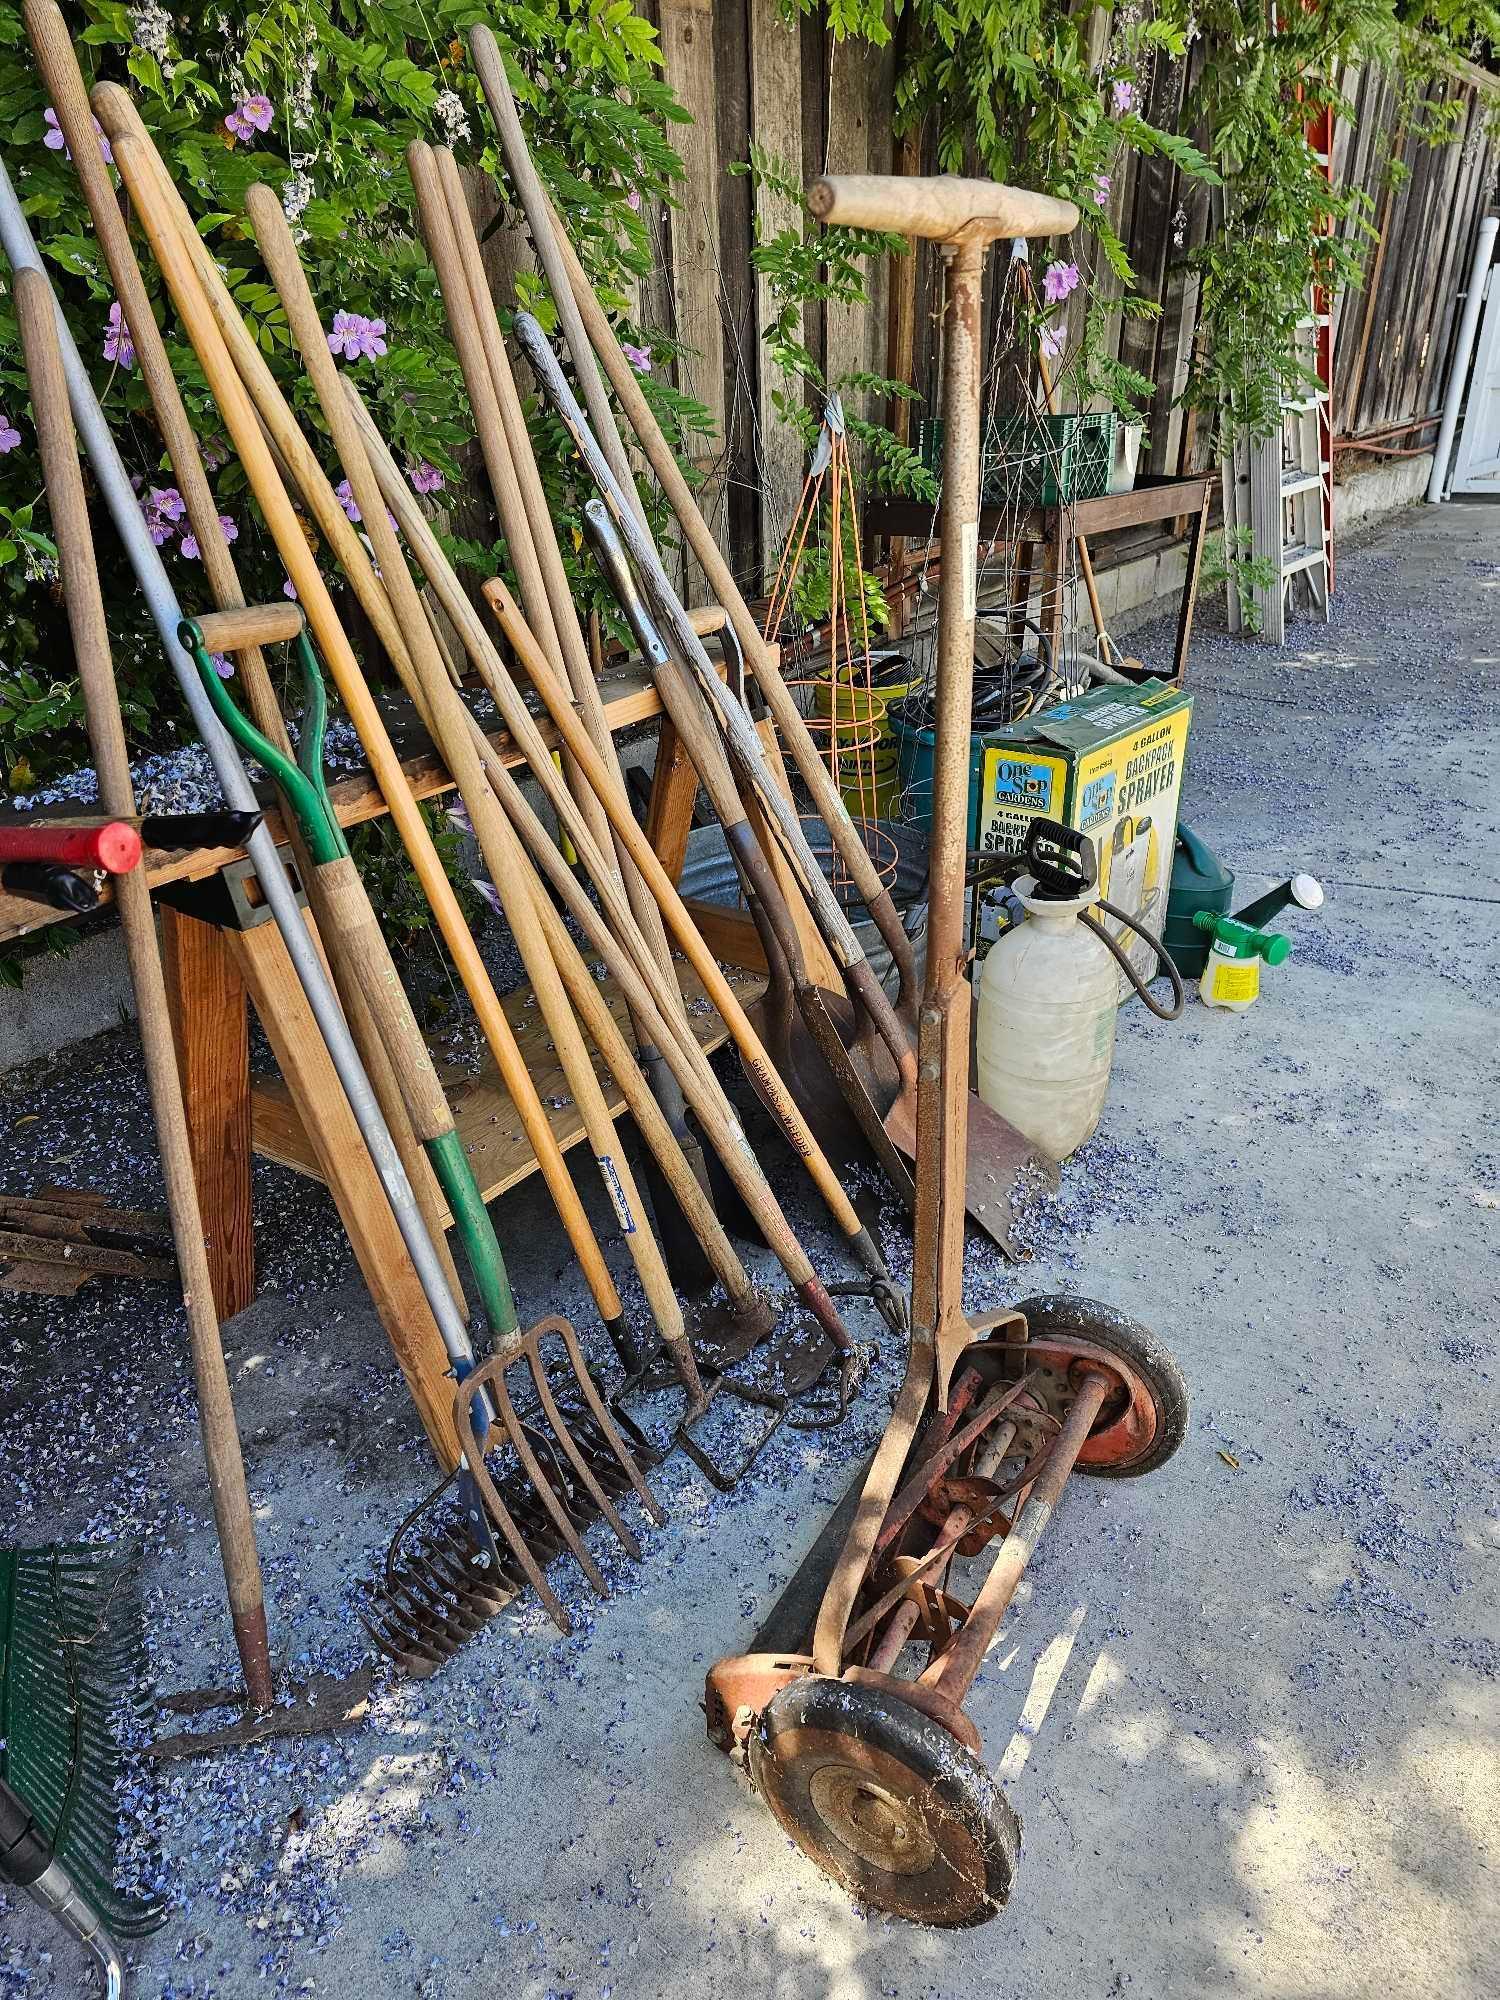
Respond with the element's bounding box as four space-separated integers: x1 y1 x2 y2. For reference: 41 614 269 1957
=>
178 608 664 1653
0 157 653 1693
0 1544 165 1997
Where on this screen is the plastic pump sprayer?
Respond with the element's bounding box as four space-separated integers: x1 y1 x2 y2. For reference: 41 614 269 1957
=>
975 819 1183 1159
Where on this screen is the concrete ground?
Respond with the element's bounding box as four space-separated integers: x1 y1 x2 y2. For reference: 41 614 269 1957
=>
2 499 1497 1999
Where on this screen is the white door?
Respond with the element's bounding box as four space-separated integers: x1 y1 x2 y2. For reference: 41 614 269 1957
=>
1452 268 1500 493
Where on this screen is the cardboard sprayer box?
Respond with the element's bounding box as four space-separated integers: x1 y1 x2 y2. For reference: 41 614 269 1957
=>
973 678 1193 997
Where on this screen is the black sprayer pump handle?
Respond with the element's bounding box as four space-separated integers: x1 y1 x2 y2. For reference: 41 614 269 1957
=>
1024 817 1097 899
0 1775 53 1888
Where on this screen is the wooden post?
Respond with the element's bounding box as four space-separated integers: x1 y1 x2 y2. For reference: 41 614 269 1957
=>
659 0 727 600
160 905 255 1321
823 34 896 434
230 915 458 1469
748 0 807 588
642 717 699 885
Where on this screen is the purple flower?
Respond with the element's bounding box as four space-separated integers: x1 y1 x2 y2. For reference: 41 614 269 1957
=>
471 876 503 918
103 300 135 370
139 486 184 544
211 652 234 679
218 513 238 544
179 533 200 559
409 461 445 495
335 478 362 524
1040 321 1066 363
447 802 474 835
1043 260 1080 306
225 95 274 143
0 416 20 454
621 342 651 373
626 189 641 212
46 108 114 165
283 578 299 600
326 311 388 362
1093 172 1112 204
1111 79 1137 115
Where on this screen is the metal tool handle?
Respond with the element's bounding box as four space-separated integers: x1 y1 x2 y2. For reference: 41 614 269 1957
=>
516 317 916 1086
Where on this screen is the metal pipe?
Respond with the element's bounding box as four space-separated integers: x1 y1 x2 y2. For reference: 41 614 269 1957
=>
1334 411 1441 448
0 156 475 1373
924 1370 1111 1703
1428 212 1499 503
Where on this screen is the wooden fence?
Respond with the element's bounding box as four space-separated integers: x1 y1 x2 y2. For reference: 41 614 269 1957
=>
610 4 1499 593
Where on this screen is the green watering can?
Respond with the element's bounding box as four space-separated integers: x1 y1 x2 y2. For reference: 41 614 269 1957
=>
1164 823 1324 977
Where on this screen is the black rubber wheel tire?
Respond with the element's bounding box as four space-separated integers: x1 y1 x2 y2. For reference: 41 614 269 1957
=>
749 1676 1021 1927
1014 1294 1189 1479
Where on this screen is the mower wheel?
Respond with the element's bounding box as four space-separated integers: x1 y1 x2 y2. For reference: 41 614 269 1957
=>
749 1675 1020 1927
1015 1295 1188 1479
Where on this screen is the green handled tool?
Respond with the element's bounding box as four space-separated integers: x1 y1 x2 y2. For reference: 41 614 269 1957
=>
179 612 517 1351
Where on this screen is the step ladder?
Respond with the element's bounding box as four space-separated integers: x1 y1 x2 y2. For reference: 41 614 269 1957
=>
1222 105 1336 644
1221 317 1333 642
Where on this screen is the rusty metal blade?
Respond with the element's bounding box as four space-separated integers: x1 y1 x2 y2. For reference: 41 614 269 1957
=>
881 1085 1041 1260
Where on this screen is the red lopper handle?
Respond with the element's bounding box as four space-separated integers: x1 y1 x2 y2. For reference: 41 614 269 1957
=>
0 819 143 874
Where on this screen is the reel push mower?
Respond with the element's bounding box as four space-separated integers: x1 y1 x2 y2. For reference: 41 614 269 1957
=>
705 169 1190 1928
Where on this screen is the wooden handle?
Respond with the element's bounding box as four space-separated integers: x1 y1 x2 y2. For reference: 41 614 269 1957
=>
688 604 727 637
192 602 304 653
242 181 667 1336
806 173 1078 244
312 856 453 1143
541 212 918 995
13 257 275 1704
347 385 854 1288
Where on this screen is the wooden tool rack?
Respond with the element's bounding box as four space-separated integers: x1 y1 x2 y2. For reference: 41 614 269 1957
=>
0 660 751 1392
869 472 1216 681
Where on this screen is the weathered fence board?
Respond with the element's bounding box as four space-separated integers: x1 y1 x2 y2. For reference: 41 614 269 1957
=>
606 5 1497 589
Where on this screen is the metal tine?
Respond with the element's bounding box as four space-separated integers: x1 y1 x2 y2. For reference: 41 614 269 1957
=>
452 1371 577 1634
361 1614 446 1674
477 1358 611 1597
426 1546 514 1613
523 1335 643 1561
536 1314 666 1526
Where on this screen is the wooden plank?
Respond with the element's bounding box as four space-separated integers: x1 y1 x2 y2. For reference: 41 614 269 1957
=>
642 715 700 883
866 473 1215 543
659 0 728 597
1417 97 1493 415
232 912 457 1469
747 0 808 586
712 0 759 582
823 32 895 434
251 959 768 1202
0 1227 174 1280
1118 53 1188 402
160 904 255 1321
0 664 668 947
0 1262 93 1297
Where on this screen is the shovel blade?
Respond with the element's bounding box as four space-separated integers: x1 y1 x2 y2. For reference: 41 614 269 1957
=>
881 1086 1042 1261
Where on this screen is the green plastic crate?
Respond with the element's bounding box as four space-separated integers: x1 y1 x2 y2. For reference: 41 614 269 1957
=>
919 409 1117 507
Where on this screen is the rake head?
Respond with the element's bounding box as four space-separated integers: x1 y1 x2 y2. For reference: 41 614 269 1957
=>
363 1316 664 1673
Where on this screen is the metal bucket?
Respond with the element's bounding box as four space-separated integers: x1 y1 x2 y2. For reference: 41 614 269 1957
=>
678 816 928 997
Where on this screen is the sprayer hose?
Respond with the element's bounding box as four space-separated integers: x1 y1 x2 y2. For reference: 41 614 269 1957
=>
1082 897 1185 1021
